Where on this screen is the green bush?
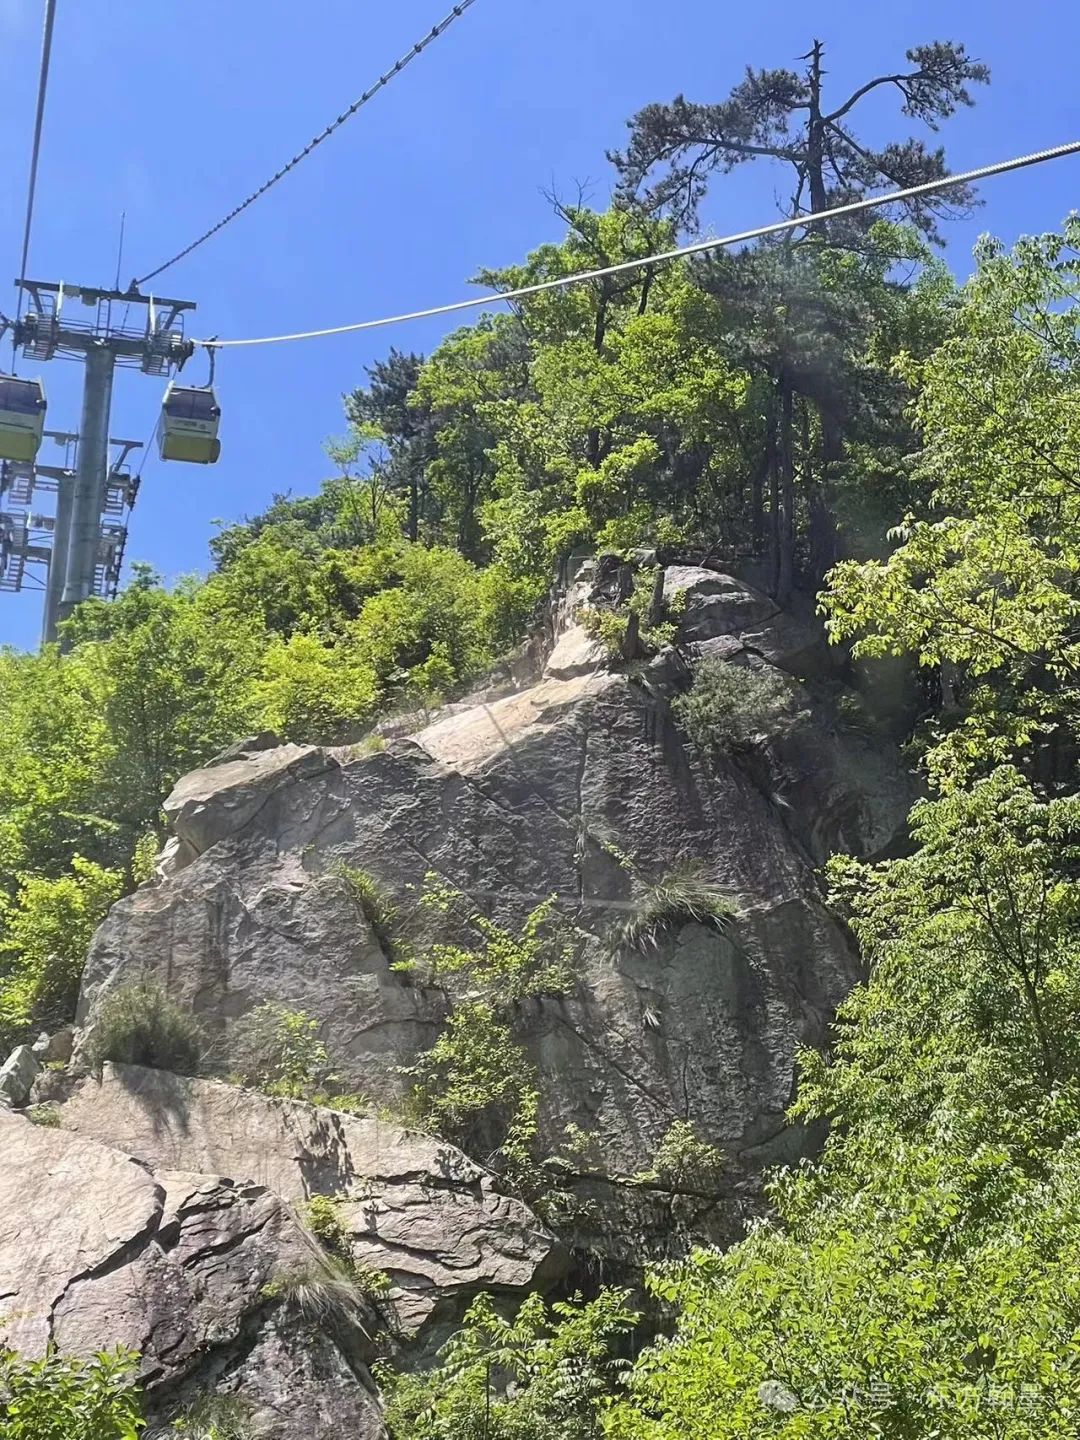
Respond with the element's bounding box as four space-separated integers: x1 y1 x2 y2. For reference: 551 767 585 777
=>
331 864 402 960
0 858 125 1051
405 1001 540 1161
672 658 794 755
228 1003 329 1097
85 978 203 1075
169 1395 253 1440
380 1290 638 1440
0 1346 144 1440
416 881 576 1001
26 1102 61 1128
634 1121 726 1193
580 565 680 659
620 864 738 952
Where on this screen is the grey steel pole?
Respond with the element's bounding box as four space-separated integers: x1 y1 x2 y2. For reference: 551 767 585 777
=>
59 341 114 626
42 468 74 644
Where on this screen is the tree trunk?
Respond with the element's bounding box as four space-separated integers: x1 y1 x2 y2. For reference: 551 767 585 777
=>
751 448 767 556
767 388 781 596
808 402 843 583
806 41 829 220
777 376 795 605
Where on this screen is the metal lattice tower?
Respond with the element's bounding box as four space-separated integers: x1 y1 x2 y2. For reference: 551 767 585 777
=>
7 279 195 644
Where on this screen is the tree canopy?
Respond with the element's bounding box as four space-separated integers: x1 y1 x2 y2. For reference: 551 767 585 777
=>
12 31 1080 1440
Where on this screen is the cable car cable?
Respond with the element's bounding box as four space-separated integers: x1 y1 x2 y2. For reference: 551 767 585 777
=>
134 0 480 288
191 137 1080 350
15 0 59 329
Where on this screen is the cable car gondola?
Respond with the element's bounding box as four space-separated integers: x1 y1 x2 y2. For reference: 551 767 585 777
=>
157 383 221 464
0 375 46 463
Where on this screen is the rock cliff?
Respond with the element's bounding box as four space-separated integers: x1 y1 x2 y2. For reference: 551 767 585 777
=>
1 563 916 1430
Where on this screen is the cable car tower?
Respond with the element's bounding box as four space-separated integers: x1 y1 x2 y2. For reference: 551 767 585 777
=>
2 279 196 643
1 429 143 622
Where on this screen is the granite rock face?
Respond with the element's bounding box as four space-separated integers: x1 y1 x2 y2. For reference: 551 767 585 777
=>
61 1064 563 1336
0 1044 40 1108
2 561 920 1422
76 565 914 1180
1 1067 560 1433
0 1106 386 1437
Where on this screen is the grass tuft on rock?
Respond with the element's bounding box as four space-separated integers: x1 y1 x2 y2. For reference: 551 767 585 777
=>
84 976 203 1075
621 865 738 952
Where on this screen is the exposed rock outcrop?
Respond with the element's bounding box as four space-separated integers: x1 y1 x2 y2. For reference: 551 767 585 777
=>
2 561 920 1424
1 1068 560 1433
0 1043 39 1108
76 566 914 1182
61 1064 562 1336
0 1107 386 1437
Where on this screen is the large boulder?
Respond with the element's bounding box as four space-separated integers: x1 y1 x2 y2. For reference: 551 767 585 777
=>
0 1108 385 1438
0 1044 40 1108
77 599 910 1182
664 566 835 677
61 1065 563 1336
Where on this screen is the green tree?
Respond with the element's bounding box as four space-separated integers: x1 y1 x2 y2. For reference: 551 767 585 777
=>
611 39 988 236
0 857 124 1046
0 1347 143 1440
822 219 1080 787
605 770 1080 1439
382 1290 638 1440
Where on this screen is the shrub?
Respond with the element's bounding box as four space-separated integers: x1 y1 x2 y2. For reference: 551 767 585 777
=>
301 1194 352 1256
405 1001 540 1159
26 1103 61 1128
620 864 738 952
0 1346 144 1440
169 1395 254 1440
417 881 576 1001
229 1003 329 1097
262 1242 378 1330
129 832 160 888
379 1289 639 1440
85 978 203 1075
301 1196 392 1300
0 858 125 1050
672 658 794 754
635 1120 726 1193
330 864 402 960
580 565 680 659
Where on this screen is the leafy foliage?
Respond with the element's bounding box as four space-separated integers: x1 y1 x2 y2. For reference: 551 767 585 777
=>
611 38 988 237
381 1290 638 1440
672 659 794 756
228 1003 330 1097
0 857 124 1049
0 1347 143 1440
821 217 1080 788
299 1195 392 1304
168 1395 254 1440
401 881 582 1169
85 978 203 1076
605 770 1080 1438
635 1121 726 1193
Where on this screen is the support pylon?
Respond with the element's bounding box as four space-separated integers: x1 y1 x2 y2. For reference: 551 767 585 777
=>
9 278 195 645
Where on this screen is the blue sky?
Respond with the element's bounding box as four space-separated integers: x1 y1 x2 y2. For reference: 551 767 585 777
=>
0 0 1077 649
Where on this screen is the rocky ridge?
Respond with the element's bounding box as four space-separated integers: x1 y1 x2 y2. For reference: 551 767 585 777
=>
1 561 916 1432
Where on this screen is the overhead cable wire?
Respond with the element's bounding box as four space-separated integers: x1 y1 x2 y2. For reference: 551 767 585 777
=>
194 138 1080 350
135 0 480 287
14 0 58 329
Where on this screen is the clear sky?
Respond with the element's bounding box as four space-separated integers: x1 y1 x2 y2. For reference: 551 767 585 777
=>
0 0 1077 650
